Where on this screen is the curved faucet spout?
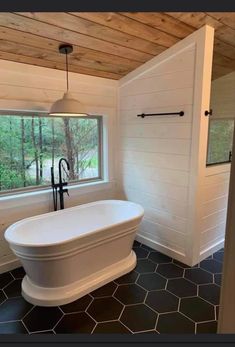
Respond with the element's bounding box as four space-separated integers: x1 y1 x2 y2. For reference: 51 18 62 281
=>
58 158 70 184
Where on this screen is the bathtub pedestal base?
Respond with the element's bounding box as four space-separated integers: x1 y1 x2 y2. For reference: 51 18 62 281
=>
21 250 137 306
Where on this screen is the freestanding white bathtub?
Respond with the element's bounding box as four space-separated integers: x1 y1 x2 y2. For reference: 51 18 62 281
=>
4 200 144 306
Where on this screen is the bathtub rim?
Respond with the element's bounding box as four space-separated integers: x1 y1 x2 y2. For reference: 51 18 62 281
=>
4 199 144 248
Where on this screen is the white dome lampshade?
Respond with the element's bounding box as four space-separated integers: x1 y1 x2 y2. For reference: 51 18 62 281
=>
49 92 87 116
49 43 88 117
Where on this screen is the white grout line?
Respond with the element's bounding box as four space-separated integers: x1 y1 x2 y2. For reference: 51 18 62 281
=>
21 320 31 334
21 305 35 321
90 322 97 334
51 311 65 331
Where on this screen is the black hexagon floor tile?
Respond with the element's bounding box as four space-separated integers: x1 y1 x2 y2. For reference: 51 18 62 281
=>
137 273 166 291
156 263 183 279
135 259 156 273
0 297 33 322
54 312 95 333
93 321 131 333
213 252 224 263
184 268 213 284
148 251 172 264
91 282 117 298
167 278 197 298
23 306 63 333
31 330 55 334
0 290 7 304
3 279 22 298
133 241 141 248
197 321 217 333
216 306 220 320
145 290 179 313
120 304 157 333
134 247 149 259
0 272 14 289
87 297 123 322
135 330 159 334
199 284 220 305
10 267 26 279
141 244 155 252
180 297 215 322
157 312 195 333
200 259 223 274
214 274 222 286
114 271 138 285
0 243 223 334
114 284 146 305
60 295 92 313
173 260 191 269
0 321 28 334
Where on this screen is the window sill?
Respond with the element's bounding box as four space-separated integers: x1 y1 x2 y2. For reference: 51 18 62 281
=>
0 180 114 203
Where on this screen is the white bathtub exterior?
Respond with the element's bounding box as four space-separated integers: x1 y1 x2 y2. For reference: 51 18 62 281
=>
4 200 144 306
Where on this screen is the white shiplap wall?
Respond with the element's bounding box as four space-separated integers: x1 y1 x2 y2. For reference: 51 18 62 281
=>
0 60 118 273
198 71 235 258
118 25 215 265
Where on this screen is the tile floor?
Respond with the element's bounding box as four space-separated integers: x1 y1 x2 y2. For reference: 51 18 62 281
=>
0 241 223 334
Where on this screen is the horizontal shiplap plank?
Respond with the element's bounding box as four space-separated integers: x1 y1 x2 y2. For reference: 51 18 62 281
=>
140 219 185 251
200 209 227 232
123 175 188 202
124 187 189 219
120 123 191 139
119 88 194 111
144 208 187 234
202 195 229 216
121 162 189 187
202 172 231 186
201 181 230 202
121 137 191 155
128 47 196 81
0 84 115 108
120 150 190 171
119 69 194 97
200 222 226 249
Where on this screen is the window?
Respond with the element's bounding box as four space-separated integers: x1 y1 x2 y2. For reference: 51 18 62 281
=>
0 113 103 193
207 118 234 166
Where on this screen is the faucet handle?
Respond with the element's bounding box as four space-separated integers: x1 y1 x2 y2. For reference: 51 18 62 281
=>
63 188 70 197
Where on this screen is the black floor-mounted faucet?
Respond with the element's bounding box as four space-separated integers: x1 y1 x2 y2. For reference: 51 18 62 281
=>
51 158 70 211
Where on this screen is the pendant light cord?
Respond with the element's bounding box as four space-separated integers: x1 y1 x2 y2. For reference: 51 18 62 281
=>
65 48 69 92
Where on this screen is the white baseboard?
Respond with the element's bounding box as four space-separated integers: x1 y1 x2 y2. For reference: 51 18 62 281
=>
199 238 224 262
136 233 189 265
0 257 21 274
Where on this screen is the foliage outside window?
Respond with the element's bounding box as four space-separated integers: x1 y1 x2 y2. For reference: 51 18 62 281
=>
0 114 102 193
207 118 234 166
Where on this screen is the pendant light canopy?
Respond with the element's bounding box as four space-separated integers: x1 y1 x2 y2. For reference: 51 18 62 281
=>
49 44 88 117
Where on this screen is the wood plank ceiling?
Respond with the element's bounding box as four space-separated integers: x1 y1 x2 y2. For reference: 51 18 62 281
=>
0 12 234 80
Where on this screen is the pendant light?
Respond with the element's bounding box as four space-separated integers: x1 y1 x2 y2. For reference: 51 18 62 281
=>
49 44 88 116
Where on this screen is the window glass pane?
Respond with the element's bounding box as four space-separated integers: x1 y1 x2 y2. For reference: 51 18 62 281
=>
207 119 234 165
0 115 102 192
